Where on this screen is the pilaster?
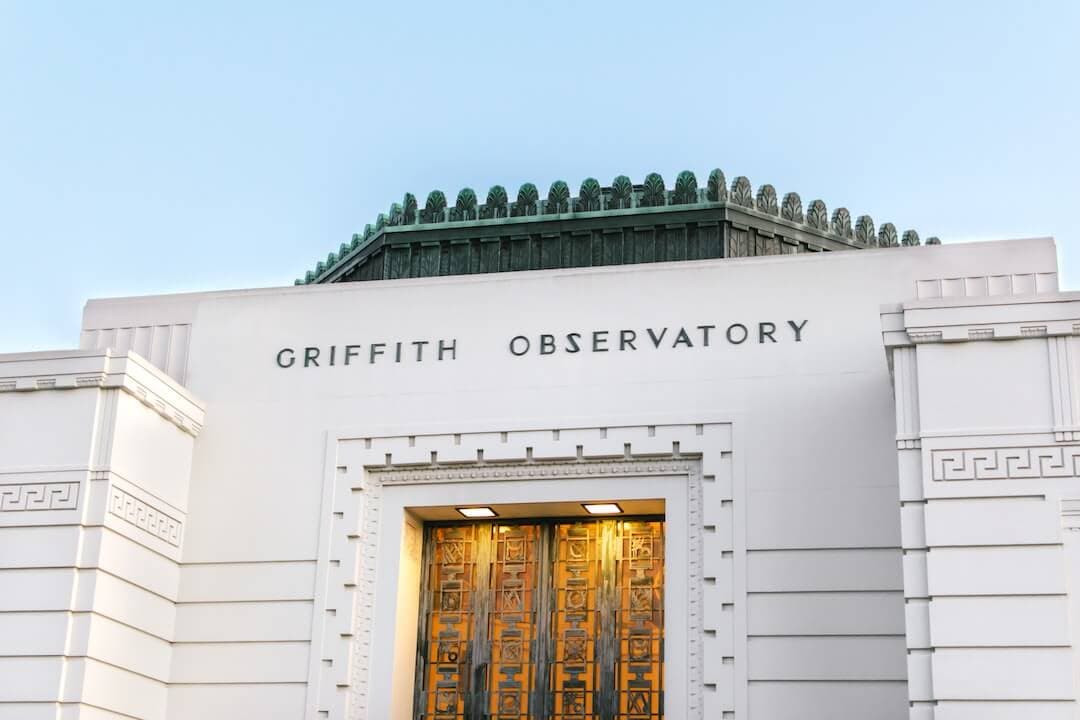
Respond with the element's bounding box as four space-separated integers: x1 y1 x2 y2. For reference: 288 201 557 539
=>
883 294 1080 719
0 349 204 719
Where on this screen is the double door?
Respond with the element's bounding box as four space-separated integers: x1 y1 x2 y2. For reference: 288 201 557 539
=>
414 518 664 719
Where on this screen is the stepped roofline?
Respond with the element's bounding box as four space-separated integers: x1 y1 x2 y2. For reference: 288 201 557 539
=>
299 168 939 285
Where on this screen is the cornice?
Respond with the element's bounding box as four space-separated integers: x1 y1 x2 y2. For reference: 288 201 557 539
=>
882 292 1080 348
0 349 205 436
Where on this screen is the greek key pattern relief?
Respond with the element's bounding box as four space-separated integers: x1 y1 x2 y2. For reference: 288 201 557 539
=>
323 426 730 720
932 446 1080 481
108 486 182 546
0 482 79 511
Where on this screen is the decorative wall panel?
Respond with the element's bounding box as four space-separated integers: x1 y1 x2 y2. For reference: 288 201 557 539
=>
0 481 79 511
107 486 183 546
932 446 1080 481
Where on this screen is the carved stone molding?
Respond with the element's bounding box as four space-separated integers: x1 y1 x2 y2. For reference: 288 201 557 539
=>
1062 498 1080 532
914 272 1058 301
882 294 1080 354
124 377 203 436
0 350 205 436
907 331 943 343
932 446 1080 481
108 486 182 546
891 346 921 450
370 458 699 485
0 481 79 511
355 457 704 719
369 458 705 718
324 430 722 720
1048 336 1080 441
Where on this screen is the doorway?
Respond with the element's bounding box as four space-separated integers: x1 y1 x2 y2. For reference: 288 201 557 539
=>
413 518 665 719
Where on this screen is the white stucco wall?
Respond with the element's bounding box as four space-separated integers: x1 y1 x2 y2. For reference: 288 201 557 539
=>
1 236 1070 719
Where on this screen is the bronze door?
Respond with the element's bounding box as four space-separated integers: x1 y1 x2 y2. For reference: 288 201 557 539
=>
413 519 664 720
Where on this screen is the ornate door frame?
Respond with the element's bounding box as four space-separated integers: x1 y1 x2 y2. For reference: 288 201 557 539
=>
306 420 741 720
413 517 666 719
368 462 694 719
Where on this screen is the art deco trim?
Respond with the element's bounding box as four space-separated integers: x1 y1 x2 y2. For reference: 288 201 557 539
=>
0 481 79 511
370 458 699 485
348 452 706 720
0 351 204 437
891 346 921 450
1062 498 1080 533
913 272 1058 302
882 294 1080 355
932 446 1080 481
123 376 203 436
1048 336 1080 441
108 486 182 546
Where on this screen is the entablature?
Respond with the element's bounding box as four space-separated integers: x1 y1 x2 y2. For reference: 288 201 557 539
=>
882 287 1078 349
0 348 205 436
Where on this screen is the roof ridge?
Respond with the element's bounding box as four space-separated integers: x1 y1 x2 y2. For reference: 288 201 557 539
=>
297 168 940 284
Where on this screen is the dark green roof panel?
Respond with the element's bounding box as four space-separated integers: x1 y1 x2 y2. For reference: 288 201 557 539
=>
297 168 938 285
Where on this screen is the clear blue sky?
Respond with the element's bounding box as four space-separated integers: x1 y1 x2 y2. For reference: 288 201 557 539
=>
1 1 1077 352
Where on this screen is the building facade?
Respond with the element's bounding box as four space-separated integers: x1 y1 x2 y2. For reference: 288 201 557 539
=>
1 170 1077 719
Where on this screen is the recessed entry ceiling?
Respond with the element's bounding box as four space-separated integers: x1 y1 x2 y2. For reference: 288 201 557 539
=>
408 499 664 521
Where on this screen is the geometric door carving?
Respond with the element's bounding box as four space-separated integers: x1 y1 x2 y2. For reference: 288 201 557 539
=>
414 518 664 719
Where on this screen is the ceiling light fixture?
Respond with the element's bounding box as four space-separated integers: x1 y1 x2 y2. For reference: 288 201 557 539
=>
456 506 497 518
582 502 623 515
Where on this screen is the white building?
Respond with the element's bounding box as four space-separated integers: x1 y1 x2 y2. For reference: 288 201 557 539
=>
1 170 1077 719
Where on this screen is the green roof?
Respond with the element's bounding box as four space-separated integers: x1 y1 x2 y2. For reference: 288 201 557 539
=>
297 168 938 285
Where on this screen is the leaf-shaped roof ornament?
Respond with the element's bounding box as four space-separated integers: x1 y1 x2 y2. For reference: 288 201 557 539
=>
673 171 698 205
640 173 666 207
831 207 852 238
781 192 803 223
755 184 778 216
421 190 447 224
730 176 753 207
577 177 601 212
513 183 539 217
610 175 633 209
547 180 570 214
855 215 876 246
707 169 727 202
806 199 828 229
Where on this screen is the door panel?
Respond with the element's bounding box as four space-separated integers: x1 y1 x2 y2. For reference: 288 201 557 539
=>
489 524 540 719
416 523 484 719
414 519 663 720
615 521 664 718
551 521 601 718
